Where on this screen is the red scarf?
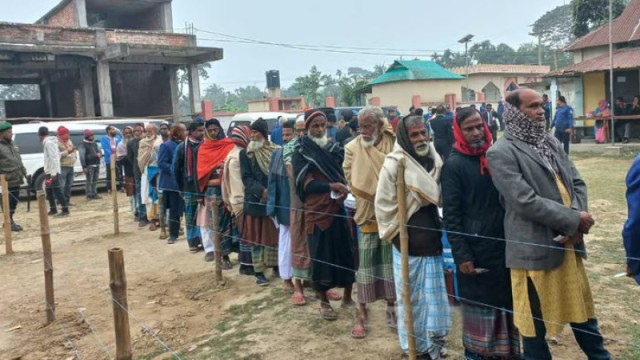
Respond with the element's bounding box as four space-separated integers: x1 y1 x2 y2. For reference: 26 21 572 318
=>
196 137 235 192
452 113 493 176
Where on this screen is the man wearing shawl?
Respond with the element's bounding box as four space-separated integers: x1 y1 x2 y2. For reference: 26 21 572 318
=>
138 123 163 231
343 106 396 339
487 89 610 360
375 115 450 360
222 125 253 275
174 120 205 252
267 120 296 293
158 123 186 244
239 119 281 286
292 109 355 321
128 123 146 224
56 126 77 206
442 107 520 359
101 125 122 193
196 119 236 265
117 126 136 215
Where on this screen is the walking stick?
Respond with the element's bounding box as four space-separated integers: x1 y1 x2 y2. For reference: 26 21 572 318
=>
396 159 416 360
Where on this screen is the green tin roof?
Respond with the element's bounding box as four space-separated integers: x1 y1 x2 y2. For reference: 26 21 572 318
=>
369 60 464 85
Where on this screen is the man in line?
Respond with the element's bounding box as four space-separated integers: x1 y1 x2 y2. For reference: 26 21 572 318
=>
375 115 450 360
174 121 205 252
78 129 101 201
101 125 122 193
127 123 146 224
267 120 296 292
326 112 338 142
482 103 501 144
430 105 455 161
389 108 401 132
158 123 186 244
222 125 254 275
271 116 286 146
336 109 355 145
614 96 632 143
551 96 574 154
343 106 396 339
138 123 163 231
117 126 135 213
487 89 611 360
239 119 280 286
56 126 76 206
542 94 552 131
624 152 640 284
197 119 235 264
39 126 69 217
293 109 355 321
442 107 519 359
0 122 27 231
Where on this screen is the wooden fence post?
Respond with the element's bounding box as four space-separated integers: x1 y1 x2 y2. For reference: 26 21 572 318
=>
211 193 223 284
111 154 119 235
396 160 416 360
1 175 12 255
37 191 55 324
108 248 132 360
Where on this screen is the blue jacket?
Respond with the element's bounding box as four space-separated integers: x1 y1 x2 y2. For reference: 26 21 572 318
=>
327 126 338 142
551 105 574 131
266 148 290 225
543 101 551 121
157 139 179 191
624 154 640 284
100 134 122 164
271 125 283 146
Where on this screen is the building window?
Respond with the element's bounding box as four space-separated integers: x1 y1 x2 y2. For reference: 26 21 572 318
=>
482 81 501 101
462 87 476 102
506 82 518 92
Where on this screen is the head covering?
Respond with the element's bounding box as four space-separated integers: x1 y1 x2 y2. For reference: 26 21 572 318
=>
348 119 359 131
504 101 559 172
83 129 94 138
205 118 226 140
597 99 609 113
453 111 493 175
304 108 327 129
396 116 434 170
230 125 250 148
342 109 354 122
57 126 69 136
0 122 11 132
251 118 269 139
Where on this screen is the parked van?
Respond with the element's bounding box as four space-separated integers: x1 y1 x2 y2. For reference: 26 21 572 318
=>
227 112 299 135
12 122 120 193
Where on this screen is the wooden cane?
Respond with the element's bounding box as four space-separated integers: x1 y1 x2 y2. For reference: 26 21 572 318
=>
1 175 12 255
396 159 416 360
111 155 119 235
37 191 55 324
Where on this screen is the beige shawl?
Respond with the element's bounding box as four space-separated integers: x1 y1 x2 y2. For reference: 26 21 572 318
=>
247 141 280 175
375 142 442 243
222 146 245 217
343 129 395 226
138 135 162 171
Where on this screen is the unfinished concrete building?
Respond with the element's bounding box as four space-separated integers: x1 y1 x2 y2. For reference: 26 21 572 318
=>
0 0 222 119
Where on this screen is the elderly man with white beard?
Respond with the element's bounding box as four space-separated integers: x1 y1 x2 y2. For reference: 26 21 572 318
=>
292 108 356 321
239 118 281 286
343 106 397 339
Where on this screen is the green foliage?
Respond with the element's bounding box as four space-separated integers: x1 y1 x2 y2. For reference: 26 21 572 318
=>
201 84 265 112
571 0 626 38
532 4 574 49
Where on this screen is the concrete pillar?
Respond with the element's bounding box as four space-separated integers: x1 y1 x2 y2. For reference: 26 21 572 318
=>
73 0 88 27
159 2 173 32
168 66 179 115
412 95 421 109
79 66 95 117
371 97 381 106
187 64 202 115
97 61 114 117
268 98 279 112
574 76 584 116
445 93 457 111
550 79 558 119
202 100 213 120
477 92 485 102
40 79 54 117
325 96 335 107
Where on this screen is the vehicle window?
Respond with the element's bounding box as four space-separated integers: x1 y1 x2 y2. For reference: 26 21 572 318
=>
13 133 43 155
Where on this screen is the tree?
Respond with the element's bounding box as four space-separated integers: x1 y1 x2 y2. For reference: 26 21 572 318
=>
571 0 626 38
532 5 574 50
291 66 324 107
177 63 211 114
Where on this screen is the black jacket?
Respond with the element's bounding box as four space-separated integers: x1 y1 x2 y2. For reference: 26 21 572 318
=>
430 115 454 159
239 149 269 217
78 140 101 168
481 110 502 130
442 148 511 307
126 138 141 180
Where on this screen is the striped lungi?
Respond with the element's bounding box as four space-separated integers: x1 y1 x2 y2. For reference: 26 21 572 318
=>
183 192 202 248
356 231 396 303
461 303 520 358
240 213 278 273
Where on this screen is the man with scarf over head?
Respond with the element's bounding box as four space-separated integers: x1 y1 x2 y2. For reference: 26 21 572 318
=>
158 123 186 244
375 115 450 360
223 125 254 275
239 118 281 286
138 123 163 231
293 109 356 321
174 120 205 252
487 89 610 360
56 126 76 206
442 107 520 360
343 106 397 339
197 119 236 265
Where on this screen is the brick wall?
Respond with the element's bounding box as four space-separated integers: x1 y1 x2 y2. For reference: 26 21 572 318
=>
105 30 193 47
43 1 76 27
0 23 95 44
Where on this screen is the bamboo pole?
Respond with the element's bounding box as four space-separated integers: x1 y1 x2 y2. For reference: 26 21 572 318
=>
111 154 119 235
37 191 55 324
108 248 132 360
1 175 12 255
211 193 223 284
396 160 416 360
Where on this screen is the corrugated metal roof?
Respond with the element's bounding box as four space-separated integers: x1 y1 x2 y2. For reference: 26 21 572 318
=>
566 0 640 51
544 47 640 77
369 60 463 86
448 64 550 75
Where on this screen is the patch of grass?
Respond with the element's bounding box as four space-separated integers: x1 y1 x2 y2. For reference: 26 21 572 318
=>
618 324 640 360
136 348 167 360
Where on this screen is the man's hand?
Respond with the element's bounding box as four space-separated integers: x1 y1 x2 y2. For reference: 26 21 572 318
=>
260 189 268 204
579 211 595 234
329 182 349 197
566 128 573 135
83 168 88 175
459 261 476 275
69 146 76 154
569 232 584 246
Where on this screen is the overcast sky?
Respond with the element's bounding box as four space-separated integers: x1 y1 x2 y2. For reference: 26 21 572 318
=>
2 0 568 90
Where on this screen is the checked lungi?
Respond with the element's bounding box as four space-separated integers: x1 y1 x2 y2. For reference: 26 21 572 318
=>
356 231 396 304
183 191 202 248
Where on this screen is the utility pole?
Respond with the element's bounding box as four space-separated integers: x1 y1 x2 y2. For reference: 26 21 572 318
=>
458 34 474 101
609 0 615 145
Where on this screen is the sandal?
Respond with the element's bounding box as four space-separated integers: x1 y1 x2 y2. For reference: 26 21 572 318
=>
326 289 343 301
319 306 337 321
351 323 366 339
149 221 158 231
221 258 233 270
291 292 307 306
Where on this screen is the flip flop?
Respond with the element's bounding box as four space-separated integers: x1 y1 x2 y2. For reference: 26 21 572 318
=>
291 292 307 306
326 289 343 301
351 323 366 339
319 306 337 321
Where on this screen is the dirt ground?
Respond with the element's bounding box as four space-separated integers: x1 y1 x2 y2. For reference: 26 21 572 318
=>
1 155 639 360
